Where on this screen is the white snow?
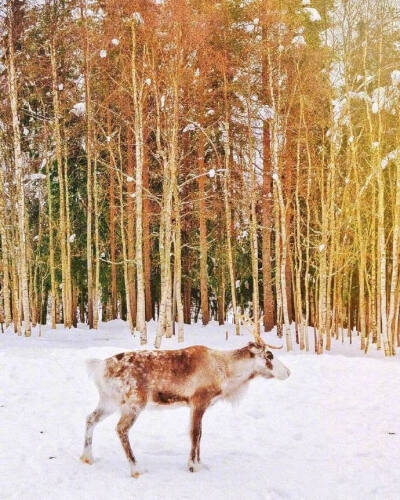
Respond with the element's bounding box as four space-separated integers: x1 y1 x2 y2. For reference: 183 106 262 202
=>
111 39 119 46
381 149 400 169
30 173 46 181
182 123 198 133
348 90 369 101
2 321 400 500
71 102 86 116
330 61 345 89
291 35 306 47
303 7 321 22
371 87 386 114
69 234 76 243
133 12 144 24
208 168 216 178
391 70 400 86
99 50 107 58
332 96 346 123
58 84 64 91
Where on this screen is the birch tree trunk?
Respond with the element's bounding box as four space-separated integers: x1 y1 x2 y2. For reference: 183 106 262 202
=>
198 133 209 325
143 143 153 321
107 111 117 319
131 19 146 343
174 184 184 341
7 3 31 336
0 163 11 327
222 72 240 336
262 121 274 332
154 43 180 347
63 140 73 325
46 156 57 330
246 98 260 341
126 128 137 331
50 41 72 328
117 141 134 333
93 156 100 329
82 4 93 329
376 29 390 356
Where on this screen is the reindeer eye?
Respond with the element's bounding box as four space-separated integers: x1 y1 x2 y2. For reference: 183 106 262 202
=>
265 359 273 370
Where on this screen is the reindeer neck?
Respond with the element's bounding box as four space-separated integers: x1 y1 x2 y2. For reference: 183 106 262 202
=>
220 350 258 398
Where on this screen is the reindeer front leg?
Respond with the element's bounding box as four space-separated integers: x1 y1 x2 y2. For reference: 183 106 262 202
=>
116 406 143 478
188 404 207 472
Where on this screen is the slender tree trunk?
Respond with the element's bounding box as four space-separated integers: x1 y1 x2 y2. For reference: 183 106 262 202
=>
262 122 274 332
198 133 209 325
107 112 117 319
63 140 73 326
131 19 146 342
222 72 240 335
143 142 152 321
376 30 390 356
82 5 93 329
155 66 179 347
387 151 400 354
7 5 30 336
126 127 137 330
0 164 12 327
246 97 260 341
93 156 100 329
118 145 134 333
174 184 184 341
50 41 72 328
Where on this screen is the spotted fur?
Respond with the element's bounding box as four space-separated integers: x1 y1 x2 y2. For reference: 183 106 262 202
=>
80 342 290 476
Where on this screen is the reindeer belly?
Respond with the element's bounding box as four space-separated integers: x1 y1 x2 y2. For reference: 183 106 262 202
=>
146 390 190 410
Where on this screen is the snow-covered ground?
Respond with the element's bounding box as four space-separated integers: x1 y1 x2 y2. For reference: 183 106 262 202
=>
1 320 400 500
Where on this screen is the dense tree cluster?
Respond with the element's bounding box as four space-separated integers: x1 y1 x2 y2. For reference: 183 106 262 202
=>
0 0 400 353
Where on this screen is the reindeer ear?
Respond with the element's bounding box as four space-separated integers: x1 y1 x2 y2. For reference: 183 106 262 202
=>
248 342 264 356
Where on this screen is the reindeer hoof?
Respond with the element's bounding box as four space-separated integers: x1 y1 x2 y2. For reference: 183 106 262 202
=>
130 464 146 478
187 460 201 473
80 455 93 465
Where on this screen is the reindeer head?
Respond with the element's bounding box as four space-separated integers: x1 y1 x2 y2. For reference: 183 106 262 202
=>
236 314 290 380
248 341 290 380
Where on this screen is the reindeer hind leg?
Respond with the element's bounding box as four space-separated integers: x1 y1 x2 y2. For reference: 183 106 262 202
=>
80 397 116 465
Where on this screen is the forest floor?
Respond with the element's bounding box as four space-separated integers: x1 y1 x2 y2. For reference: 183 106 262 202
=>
1 320 400 500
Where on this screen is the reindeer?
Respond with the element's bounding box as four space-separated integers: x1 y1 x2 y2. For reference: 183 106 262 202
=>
80 337 290 477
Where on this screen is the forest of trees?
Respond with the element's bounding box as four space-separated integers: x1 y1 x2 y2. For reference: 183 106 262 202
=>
0 0 400 354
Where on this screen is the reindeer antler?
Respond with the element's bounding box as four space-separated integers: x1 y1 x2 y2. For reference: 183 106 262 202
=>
264 343 283 350
236 314 255 334
236 314 283 349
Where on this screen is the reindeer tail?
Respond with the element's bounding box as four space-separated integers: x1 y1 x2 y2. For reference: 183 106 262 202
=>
85 358 105 385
